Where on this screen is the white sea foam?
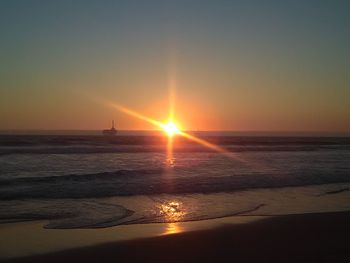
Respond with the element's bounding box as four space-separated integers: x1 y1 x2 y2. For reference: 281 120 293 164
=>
0 183 349 229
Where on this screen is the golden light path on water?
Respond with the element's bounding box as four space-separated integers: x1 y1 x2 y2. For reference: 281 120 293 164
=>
109 102 254 234
159 201 186 222
107 102 253 234
158 201 186 235
164 223 182 235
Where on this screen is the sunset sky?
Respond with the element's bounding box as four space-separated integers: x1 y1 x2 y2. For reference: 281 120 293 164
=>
0 0 349 132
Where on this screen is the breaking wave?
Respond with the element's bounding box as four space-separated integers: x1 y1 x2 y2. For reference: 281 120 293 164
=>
1 167 350 200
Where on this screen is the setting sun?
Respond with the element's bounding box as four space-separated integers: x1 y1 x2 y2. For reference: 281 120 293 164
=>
162 122 180 137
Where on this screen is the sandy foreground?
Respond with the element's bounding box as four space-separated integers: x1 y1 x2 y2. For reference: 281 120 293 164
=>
1 211 350 263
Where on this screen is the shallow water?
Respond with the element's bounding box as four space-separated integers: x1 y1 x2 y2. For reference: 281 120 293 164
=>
0 134 349 228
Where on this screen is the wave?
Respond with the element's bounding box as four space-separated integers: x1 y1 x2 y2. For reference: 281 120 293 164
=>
0 196 266 229
0 199 134 229
319 187 350 196
1 183 349 229
1 135 349 155
1 168 350 200
2 145 347 156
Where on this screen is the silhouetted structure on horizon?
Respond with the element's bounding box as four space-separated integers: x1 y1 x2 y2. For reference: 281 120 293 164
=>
102 120 117 135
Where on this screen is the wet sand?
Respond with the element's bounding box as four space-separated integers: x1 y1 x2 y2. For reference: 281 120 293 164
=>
2 211 350 263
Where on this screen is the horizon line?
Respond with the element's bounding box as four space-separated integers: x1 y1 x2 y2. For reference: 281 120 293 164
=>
0 129 349 136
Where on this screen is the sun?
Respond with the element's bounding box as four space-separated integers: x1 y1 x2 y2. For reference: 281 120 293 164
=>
162 122 180 137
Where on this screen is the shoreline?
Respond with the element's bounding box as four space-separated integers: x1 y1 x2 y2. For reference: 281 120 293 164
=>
0 215 263 259
1 211 350 262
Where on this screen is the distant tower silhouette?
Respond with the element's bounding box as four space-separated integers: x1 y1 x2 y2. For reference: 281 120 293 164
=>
102 120 117 135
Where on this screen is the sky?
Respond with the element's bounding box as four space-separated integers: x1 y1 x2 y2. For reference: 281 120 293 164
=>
0 0 349 132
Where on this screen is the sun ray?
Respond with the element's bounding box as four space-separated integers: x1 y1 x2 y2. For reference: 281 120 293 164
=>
178 131 235 157
112 104 165 129
111 103 245 162
168 78 176 122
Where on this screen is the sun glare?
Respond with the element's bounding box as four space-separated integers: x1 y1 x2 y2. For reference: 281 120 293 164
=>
162 122 180 137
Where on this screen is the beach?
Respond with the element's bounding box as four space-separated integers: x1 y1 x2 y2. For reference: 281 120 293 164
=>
2 0 350 261
1 134 349 262
1 211 349 263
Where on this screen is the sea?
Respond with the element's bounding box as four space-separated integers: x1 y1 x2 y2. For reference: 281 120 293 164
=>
0 131 349 229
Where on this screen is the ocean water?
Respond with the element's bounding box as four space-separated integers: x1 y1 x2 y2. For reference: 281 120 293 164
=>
0 133 349 229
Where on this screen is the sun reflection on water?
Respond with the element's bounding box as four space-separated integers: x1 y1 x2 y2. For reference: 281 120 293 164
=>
158 201 186 222
165 157 176 167
159 201 186 235
164 222 182 235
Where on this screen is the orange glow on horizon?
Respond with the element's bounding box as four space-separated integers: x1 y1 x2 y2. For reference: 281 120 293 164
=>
111 104 165 129
110 103 245 162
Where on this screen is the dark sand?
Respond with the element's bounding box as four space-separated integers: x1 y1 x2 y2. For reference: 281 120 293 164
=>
3 211 350 263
